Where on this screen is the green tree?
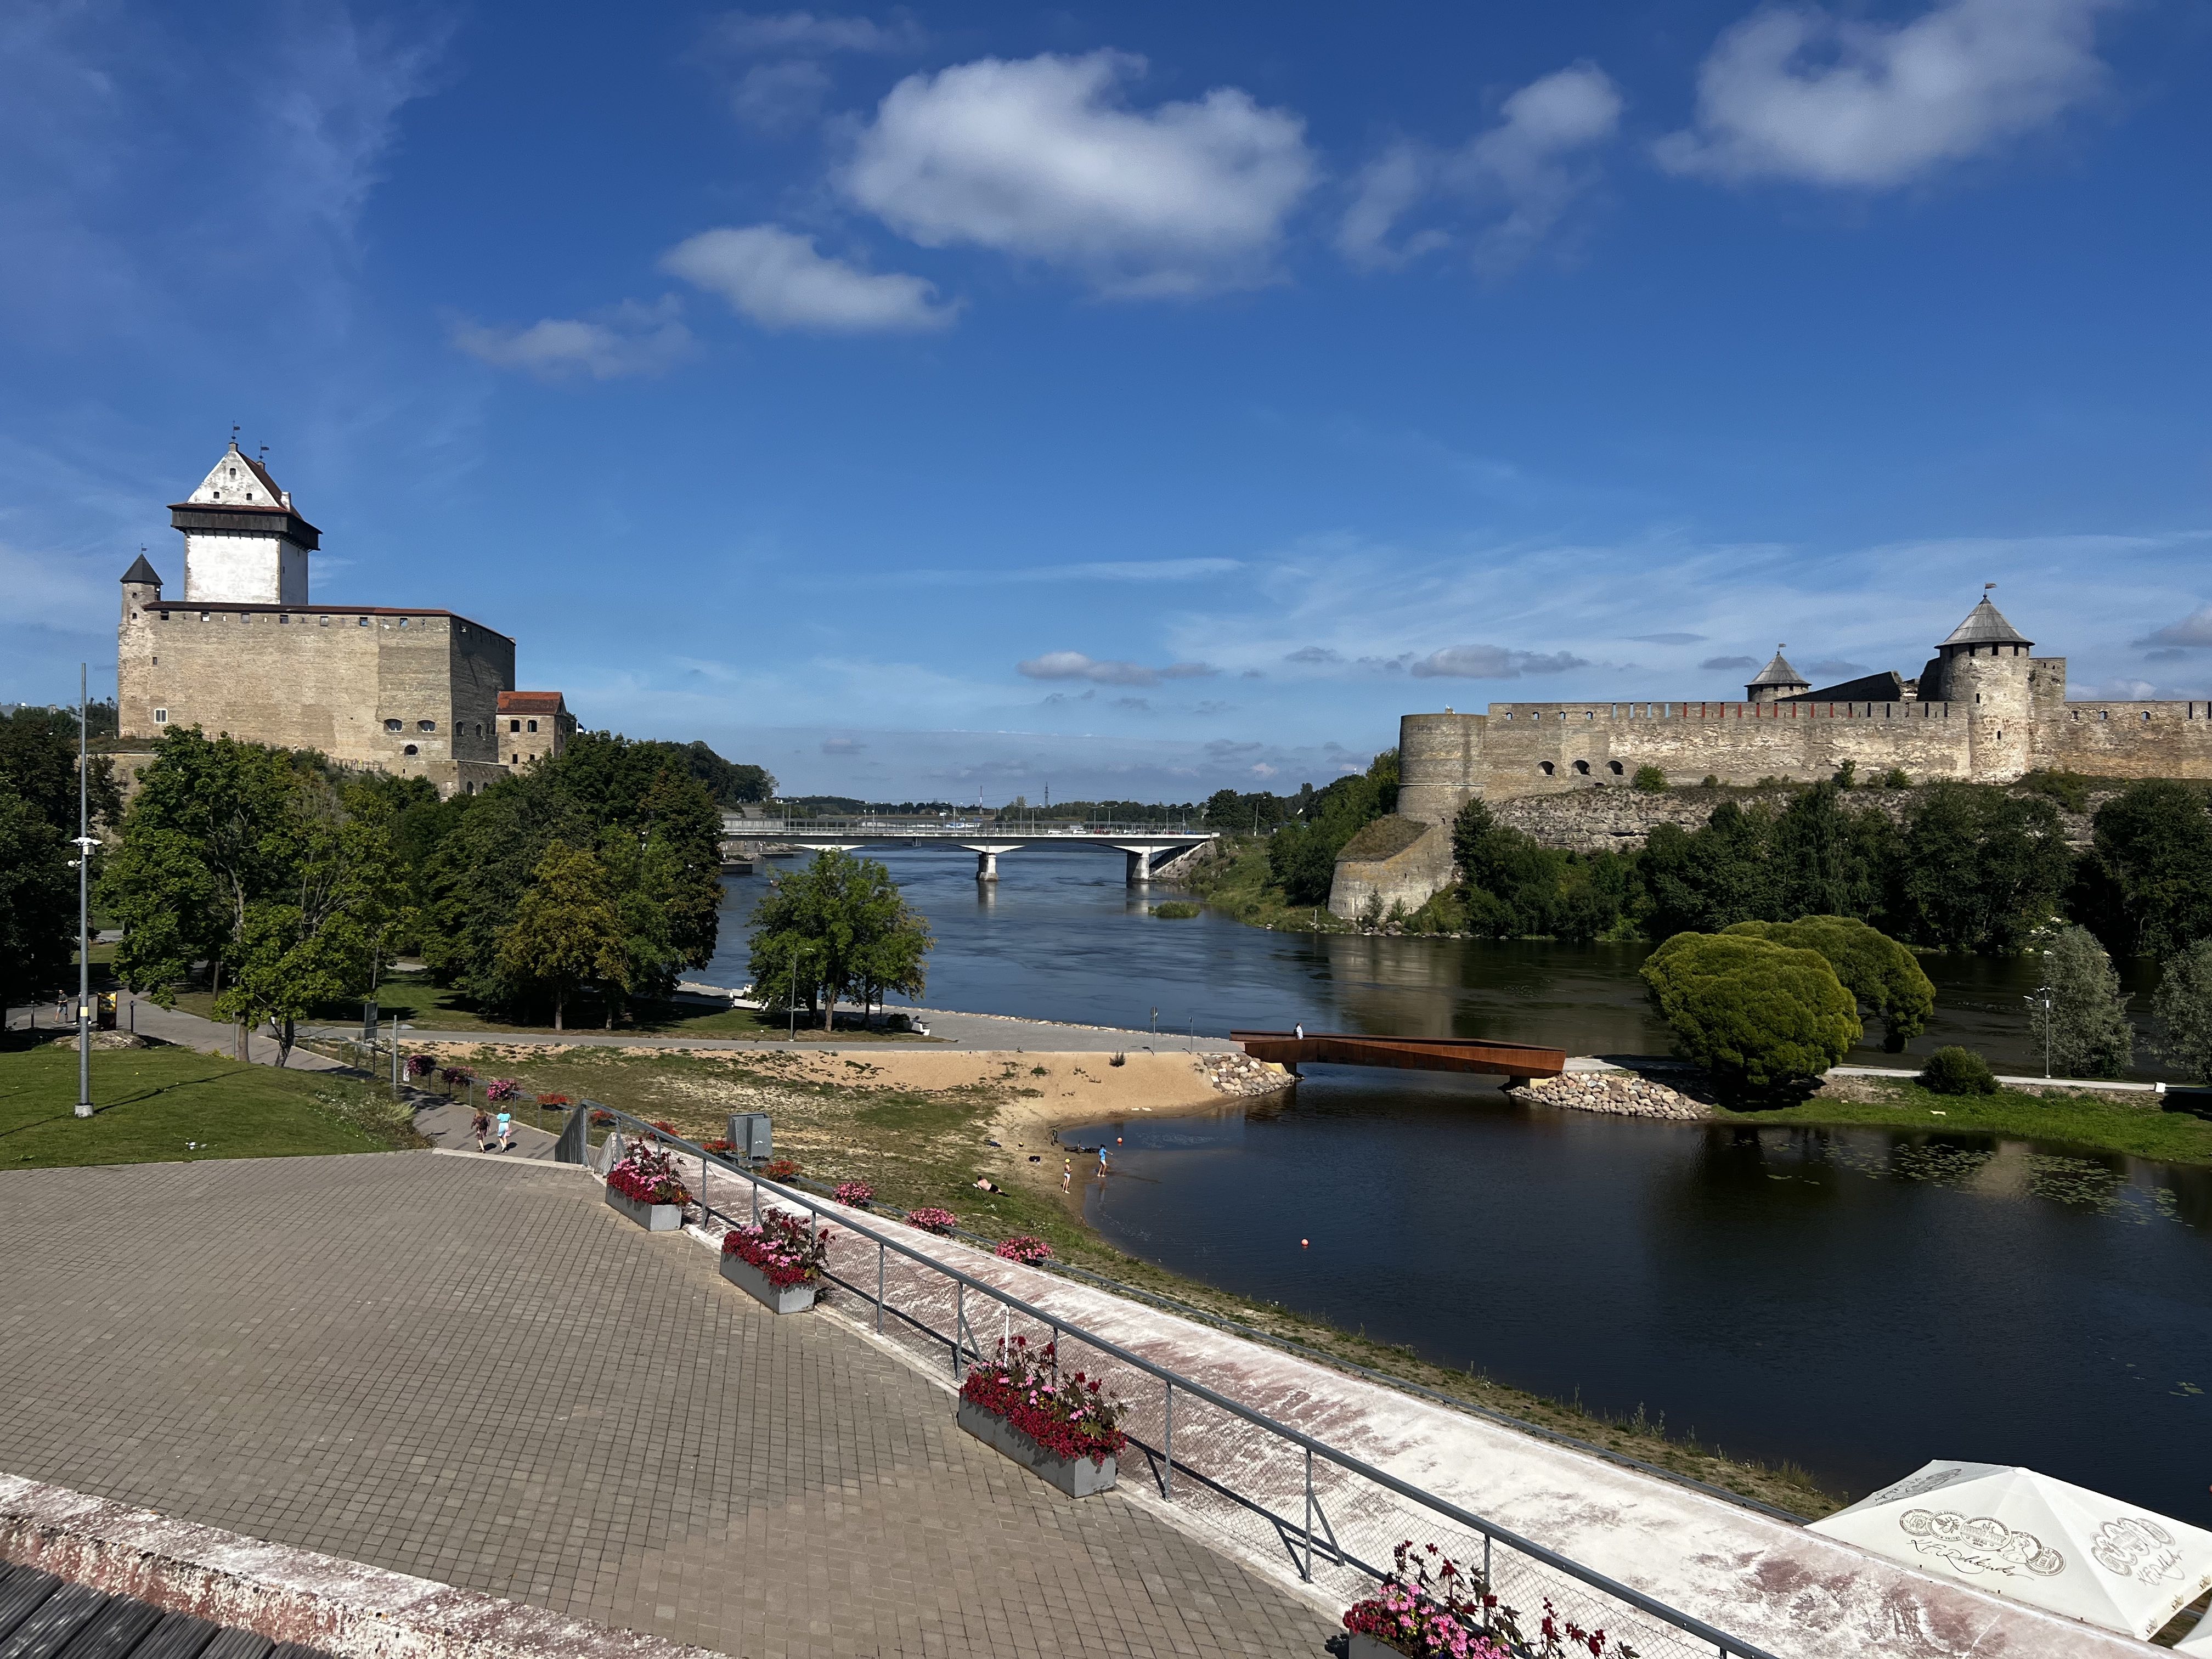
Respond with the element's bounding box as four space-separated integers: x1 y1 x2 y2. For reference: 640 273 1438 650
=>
1723 916 1933 1051
0 787 72 1008
1265 750 1400 907
1447 800 1631 940
498 842 629 1030
0 704 121 833
1639 802 1779 936
2073 780 2212 957
2153 938 2212 1085
1631 764 1668 793
1888 785 2072 952
1641 932 1861 1099
2027 924 2134 1078
747 850 931 1029
1770 782 1892 919
659 740 775 806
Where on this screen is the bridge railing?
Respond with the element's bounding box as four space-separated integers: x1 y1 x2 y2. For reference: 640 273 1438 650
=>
721 816 1212 837
565 1103 1781 1659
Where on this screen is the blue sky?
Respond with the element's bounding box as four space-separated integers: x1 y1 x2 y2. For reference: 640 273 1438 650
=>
4 0 2209 802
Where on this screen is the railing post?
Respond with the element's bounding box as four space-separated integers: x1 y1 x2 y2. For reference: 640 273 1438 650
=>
954 1282 964 1375
1163 1380 1173 1501
1482 1536 1492 1629
1302 1446 1314 1582
876 1239 885 1334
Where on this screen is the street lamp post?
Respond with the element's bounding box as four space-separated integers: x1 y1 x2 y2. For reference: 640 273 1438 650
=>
71 664 99 1119
2023 950 2054 1080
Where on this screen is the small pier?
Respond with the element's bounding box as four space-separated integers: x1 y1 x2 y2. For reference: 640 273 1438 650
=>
1228 1030 1568 1081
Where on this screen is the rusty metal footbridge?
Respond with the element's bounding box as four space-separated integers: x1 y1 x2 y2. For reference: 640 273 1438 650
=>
1229 1030 1568 1082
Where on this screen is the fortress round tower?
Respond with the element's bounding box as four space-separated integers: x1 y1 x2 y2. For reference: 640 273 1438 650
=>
1923 596 2034 784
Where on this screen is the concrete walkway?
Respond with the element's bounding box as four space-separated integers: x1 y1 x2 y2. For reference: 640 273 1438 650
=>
0 1153 1334 1659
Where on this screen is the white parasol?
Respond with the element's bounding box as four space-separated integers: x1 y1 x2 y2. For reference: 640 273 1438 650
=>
1809 1460 2212 1641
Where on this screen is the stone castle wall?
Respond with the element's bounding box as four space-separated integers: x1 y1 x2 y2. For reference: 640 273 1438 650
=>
119 592 515 797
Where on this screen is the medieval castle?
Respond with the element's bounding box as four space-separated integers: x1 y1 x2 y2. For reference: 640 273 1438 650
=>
1331 595 2212 917
116 442 573 797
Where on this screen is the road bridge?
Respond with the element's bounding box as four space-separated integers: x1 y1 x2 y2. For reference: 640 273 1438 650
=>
720 815 1216 883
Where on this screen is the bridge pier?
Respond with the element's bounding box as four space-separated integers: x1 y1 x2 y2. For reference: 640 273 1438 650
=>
1124 848 1155 883
963 843 1020 883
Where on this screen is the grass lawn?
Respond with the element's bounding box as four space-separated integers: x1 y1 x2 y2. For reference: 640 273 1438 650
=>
423 1041 1838 1517
0 1039 425 1168
1724 1080 2212 1165
167 973 937 1043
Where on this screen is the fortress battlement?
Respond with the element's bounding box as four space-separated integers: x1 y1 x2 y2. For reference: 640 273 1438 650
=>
1341 597 2212 918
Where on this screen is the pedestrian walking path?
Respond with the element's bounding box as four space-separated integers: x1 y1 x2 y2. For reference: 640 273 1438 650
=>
0 1153 1334 1659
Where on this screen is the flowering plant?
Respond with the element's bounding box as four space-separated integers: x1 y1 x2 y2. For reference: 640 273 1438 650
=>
702 1137 735 1154
439 1065 475 1087
720 1210 833 1289
763 1157 800 1180
405 1054 437 1079
906 1206 958 1235
485 1079 521 1102
607 1143 692 1207
539 1093 571 1108
590 1109 616 1127
833 1180 874 1208
994 1235 1051 1265
960 1336 1126 1466
1341 1543 1634 1659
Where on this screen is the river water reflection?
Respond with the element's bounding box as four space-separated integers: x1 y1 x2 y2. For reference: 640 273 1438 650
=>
712 848 2212 1518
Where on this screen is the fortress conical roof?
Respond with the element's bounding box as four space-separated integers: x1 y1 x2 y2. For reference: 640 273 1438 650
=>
1940 597 2029 648
120 552 162 586
1748 650 1808 689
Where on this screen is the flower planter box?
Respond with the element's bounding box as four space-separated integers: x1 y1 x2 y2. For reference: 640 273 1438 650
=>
956 1399 1118 1497
605 1184 685 1232
719 1250 817 1313
1348 1637 1408 1659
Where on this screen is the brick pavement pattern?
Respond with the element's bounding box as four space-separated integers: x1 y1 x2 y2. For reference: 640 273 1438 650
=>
0 1153 1335 1658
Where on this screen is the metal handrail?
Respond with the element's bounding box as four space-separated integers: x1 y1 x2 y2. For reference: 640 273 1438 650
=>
578 1102 1781 1659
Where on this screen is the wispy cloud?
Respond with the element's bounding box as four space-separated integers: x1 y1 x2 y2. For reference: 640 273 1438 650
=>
1701 654 1759 672
452 299 692 379
1630 631 1707 645
2135 606 2212 651
1339 64 1622 272
1017 652 1217 686
1409 645 1587 679
709 10 924 56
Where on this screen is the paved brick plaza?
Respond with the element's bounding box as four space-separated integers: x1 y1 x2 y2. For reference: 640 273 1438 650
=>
0 1152 1335 1658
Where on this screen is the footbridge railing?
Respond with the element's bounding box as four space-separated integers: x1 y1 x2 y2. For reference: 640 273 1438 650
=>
565 1103 1781 1659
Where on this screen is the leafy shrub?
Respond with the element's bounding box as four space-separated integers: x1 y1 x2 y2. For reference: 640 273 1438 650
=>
2028 925 2135 1078
1631 764 1669 794
2017 769 2091 813
1640 932 1860 1098
1920 1046 1997 1095
1722 915 1934 1051
1150 901 1200 919
1882 768 1911 789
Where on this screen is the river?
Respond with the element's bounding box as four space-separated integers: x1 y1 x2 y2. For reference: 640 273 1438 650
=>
707 846 2212 1521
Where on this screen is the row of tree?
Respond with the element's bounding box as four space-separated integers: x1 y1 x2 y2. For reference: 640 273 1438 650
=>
87 726 752 1050
0 706 121 1011
1442 778 2212 960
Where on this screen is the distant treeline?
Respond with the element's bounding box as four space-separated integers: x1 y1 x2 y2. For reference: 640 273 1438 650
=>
1430 777 2212 958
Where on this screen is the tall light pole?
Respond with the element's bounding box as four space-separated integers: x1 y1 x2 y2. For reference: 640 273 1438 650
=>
2024 949 2054 1079
71 664 99 1118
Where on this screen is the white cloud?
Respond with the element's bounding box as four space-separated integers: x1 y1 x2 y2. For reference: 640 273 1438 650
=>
1409 645 1587 679
842 51 1316 297
1338 64 1622 272
820 736 867 753
1702 654 1760 672
662 225 956 331
1016 652 1217 686
452 300 691 379
1654 0 2118 188
712 10 923 55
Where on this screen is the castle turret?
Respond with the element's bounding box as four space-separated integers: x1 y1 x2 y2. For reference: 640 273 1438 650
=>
1745 649 1809 705
1931 595 2033 782
117 552 165 739
172 441 318 605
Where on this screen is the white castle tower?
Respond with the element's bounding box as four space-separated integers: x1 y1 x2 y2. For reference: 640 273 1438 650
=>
171 439 318 605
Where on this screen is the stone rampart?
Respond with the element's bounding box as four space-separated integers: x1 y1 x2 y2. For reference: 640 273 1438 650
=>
1325 817 1453 919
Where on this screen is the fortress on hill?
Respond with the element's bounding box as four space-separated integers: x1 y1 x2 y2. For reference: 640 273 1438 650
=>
1330 595 2212 918
116 442 573 797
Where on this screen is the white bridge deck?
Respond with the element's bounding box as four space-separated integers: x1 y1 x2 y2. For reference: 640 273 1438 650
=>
720 816 1216 881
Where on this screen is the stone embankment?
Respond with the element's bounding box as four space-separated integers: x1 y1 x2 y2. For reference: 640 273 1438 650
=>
1195 1051 1295 1097
1508 1070 1711 1120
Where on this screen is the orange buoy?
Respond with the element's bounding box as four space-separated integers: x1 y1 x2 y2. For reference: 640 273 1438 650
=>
1300 1238 1310 1248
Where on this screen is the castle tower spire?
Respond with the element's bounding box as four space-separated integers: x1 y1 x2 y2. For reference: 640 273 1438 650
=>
1745 647 1809 705
171 439 319 605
